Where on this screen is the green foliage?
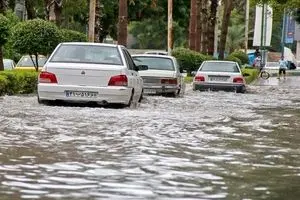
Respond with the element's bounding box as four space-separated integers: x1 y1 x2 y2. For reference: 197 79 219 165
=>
230 51 249 65
11 19 62 57
0 75 8 96
60 29 88 42
0 70 38 95
225 55 242 66
241 68 259 84
3 10 21 62
171 48 211 74
0 14 10 46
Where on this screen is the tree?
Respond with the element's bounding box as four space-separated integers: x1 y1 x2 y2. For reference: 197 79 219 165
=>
45 0 63 25
207 0 218 55
0 14 9 71
195 0 202 52
25 0 36 19
118 0 128 46
219 0 234 59
189 0 197 50
11 19 62 71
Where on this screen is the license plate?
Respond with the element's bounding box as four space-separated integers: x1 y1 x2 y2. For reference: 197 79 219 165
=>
65 91 98 98
143 89 156 94
209 77 228 81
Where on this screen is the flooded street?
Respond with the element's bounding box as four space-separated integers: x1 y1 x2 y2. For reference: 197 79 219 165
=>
0 77 300 199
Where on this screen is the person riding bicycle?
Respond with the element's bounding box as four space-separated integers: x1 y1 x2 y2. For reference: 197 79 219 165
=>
278 56 288 80
253 56 263 71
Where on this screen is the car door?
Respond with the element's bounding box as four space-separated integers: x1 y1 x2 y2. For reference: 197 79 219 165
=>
121 48 142 96
174 58 185 94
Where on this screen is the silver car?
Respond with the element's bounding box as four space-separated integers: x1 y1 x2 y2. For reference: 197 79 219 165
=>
3 59 16 70
132 54 185 97
192 60 246 93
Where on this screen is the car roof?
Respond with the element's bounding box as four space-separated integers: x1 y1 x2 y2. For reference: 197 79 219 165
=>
60 42 121 48
204 60 237 64
131 54 174 59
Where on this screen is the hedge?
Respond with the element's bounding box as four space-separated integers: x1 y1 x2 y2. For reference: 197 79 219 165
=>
229 51 249 65
172 47 213 74
0 70 38 96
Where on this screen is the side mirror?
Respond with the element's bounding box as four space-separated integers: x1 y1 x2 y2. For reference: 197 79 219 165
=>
191 71 197 76
134 65 148 71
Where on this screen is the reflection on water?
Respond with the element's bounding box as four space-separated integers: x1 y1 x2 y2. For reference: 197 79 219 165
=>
0 85 300 199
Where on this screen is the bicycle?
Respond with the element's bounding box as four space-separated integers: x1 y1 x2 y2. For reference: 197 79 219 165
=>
258 67 270 79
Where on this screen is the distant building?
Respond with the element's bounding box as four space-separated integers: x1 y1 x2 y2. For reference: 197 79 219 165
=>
14 0 27 21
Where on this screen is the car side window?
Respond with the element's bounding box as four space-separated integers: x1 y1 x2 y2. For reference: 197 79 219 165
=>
122 49 135 70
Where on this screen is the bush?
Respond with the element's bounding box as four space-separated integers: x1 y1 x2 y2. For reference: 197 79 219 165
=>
172 48 212 74
11 19 62 71
241 68 259 84
60 29 88 42
230 51 249 65
225 55 242 66
0 70 38 96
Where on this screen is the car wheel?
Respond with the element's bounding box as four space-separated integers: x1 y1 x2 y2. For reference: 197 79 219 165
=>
124 89 134 107
38 97 52 105
138 90 143 103
236 86 246 93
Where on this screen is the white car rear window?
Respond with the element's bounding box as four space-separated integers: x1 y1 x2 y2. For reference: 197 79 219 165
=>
200 62 240 73
50 44 123 65
133 57 174 71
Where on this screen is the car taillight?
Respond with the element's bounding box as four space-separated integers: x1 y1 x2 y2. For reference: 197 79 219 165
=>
39 72 57 83
195 75 205 82
108 75 128 86
161 78 177 85
233 77 244 83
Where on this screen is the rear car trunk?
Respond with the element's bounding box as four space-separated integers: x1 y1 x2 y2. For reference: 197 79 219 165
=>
45 62 123 87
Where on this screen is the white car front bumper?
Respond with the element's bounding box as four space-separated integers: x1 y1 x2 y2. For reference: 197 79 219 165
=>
38 84 132 104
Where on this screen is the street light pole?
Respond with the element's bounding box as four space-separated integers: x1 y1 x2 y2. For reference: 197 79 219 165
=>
244 0 249 53
167 0 173 55
88 0 96 42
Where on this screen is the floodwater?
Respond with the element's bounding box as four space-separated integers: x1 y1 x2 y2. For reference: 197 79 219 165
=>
0 78 300 199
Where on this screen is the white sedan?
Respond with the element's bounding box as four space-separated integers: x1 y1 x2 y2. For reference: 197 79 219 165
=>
37 42 147 107
132 54 185 97
192 60 246 93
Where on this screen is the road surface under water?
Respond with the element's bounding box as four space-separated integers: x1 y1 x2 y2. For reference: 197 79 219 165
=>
0 77 300 199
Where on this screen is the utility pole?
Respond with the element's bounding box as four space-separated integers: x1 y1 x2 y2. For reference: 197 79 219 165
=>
244 0 249 53
88 0 96 42
260 4 265 66
167 0 173 55
281 9 286 58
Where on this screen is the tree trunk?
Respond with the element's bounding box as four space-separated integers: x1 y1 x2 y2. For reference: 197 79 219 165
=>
25 0 36 19
0 0 8 13
218 0 233 59
117 0 127 46
0 47 4 71
94 0 101 42
0 1 7 71
201 0 208 54
45 0 62 26
207 0 218 56
189 0 197 51
195 0 202 52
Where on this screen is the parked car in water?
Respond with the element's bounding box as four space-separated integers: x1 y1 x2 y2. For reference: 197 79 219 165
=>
144 51 168 55
132 54 185 97
15 55 47 70
3 59 16 70
192 60 246 93
37 42 147 107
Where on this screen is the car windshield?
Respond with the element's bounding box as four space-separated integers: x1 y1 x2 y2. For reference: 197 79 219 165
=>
50 44 123 65
17 56 47 67
132 57 174 71
3 59 13 69
200 62 240 72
